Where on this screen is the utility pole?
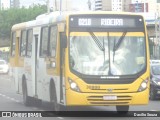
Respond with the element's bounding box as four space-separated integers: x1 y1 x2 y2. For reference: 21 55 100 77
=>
144 0 146 12
136 1 138 12
47 0 50 13
60 0 62 14
55 0 58 11
87 0 91 10
155 2 160 59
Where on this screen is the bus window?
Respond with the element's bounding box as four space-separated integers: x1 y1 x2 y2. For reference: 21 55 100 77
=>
49 26 57 57
26 29 33 57
40 27 49 57
11 32 16 56
20 30 27 56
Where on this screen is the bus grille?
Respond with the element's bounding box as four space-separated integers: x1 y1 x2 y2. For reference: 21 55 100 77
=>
87 95 132 105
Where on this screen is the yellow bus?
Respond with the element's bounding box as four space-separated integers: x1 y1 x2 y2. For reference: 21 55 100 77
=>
9 11 150 113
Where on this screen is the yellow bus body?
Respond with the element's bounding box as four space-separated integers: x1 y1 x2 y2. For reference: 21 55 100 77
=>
9 11 150 111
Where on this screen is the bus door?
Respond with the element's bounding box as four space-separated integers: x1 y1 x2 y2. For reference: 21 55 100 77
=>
31 33 39 98
10 30 20 93
59 32 67 104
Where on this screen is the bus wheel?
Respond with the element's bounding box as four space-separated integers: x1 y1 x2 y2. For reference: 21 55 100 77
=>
116 105 129 114
22 80 32 106
50 83 62 113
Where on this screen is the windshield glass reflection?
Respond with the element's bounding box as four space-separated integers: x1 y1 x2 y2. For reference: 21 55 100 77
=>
69 32 146 76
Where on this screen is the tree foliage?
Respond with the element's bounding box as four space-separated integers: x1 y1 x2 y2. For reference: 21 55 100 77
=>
0 5 47 38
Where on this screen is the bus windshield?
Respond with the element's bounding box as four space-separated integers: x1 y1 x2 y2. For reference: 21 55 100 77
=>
69 32 146 76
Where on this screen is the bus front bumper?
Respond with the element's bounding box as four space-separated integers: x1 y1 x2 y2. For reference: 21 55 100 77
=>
66 88 149 106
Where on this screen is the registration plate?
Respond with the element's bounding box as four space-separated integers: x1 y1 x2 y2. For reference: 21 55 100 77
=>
103 95 117 100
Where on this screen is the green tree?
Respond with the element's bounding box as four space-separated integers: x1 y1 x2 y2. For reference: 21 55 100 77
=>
0 5 47 38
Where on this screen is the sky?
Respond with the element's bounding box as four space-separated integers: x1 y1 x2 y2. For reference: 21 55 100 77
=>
20 0 95 11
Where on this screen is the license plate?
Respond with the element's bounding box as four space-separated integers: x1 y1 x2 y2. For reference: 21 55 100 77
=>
103 95 117 100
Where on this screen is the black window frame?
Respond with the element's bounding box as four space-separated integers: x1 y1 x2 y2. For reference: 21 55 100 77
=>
48 25 58 58
26 29 33 57
11 32 16 57
20 30 27 57
40 26 49 58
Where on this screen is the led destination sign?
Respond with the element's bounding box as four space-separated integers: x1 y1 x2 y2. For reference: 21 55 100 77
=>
69 15 144 30
78 18 123 26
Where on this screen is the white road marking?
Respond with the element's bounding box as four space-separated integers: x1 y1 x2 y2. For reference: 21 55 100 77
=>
150 110 158 111
0 92 45 111
0 92 54 113
32 107 39 110
6 96 11 99
57 117 64 119
38 109 45 111
10 98 16 101
14 100 20 103
32 107 45 111
0 92 20 103
1 94 6 97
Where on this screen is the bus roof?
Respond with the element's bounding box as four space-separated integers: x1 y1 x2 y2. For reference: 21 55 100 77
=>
12 11 144 31
12 11 66 31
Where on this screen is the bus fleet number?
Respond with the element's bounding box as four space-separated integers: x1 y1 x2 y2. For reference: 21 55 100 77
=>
78 19 91 26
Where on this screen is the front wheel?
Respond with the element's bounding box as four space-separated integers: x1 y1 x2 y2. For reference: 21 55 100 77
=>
50 83 63 113
116 105 129 114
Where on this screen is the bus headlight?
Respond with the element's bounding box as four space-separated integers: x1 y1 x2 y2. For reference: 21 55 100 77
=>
138 79 149 92
68 78 81 92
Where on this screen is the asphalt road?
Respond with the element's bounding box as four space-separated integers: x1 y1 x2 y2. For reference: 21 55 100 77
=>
0 74 159 120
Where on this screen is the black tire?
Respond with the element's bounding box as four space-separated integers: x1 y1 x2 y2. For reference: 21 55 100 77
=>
50 82 62 113
150 87 156 100
116 105 129 114
22 80 33 106
34 99 42 107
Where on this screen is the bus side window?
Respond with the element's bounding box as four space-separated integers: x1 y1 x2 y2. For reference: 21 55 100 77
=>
11 32 16 56
49 26 57 57
26 29 33 57
20 30 27 56
40 27 49 57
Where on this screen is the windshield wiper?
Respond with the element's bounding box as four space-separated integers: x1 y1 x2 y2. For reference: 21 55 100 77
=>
89 32 105 51
113 31 127 63
89 31 106 62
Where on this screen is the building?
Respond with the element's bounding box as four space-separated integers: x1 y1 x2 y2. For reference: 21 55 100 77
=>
0 0 19 10
0 0 10 10
102 0 129 11
10 0 20 8
101 0 160 13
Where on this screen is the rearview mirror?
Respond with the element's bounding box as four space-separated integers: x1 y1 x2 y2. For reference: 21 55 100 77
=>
60 33 67 48
150 74 152 79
